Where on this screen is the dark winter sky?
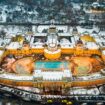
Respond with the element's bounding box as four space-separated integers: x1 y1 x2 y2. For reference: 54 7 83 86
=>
0 0 98 3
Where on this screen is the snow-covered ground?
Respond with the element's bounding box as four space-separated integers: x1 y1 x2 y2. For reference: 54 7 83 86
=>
69 87 100 95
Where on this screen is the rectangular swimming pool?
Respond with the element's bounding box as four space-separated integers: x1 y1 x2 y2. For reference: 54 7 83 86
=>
35 61 69 70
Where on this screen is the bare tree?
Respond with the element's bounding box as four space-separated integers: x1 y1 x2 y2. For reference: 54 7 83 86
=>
0 30 6 39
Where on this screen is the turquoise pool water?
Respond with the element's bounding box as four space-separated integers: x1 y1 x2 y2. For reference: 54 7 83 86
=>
35 61 69 70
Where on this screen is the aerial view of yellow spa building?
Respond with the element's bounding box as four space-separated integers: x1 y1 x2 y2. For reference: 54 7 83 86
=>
0 24 105 104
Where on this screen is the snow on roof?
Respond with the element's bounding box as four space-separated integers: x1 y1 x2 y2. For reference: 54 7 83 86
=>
33 33 47 36
44 49 61 54
102 50 105 55
99 31 105 36
60 38 75 48
95 37 102 42
58 33 71 36
34 69 71 81
77 26 99 35
95 37 105 42
31 42 44 48
60 38 70 44
61 45 74 48
85 42 99 49
6 42 21 49
37 25 68 33
42 72 63 81
31 46 44 48
0 73 33 80
0 50 4 56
